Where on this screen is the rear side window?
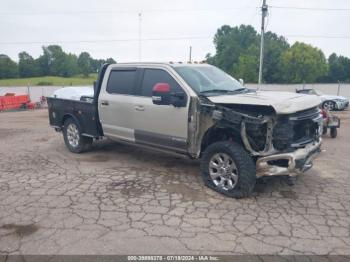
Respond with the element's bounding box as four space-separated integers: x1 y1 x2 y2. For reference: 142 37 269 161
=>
140 69 183 97
106 70 136 95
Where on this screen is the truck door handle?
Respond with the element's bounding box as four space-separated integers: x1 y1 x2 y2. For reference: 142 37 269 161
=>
134 105 145 111
101 101 109 106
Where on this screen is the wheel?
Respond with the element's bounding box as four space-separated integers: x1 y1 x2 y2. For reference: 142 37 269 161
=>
200 141 256 198
322 126 328 135
330 127 337 138
323 101 336 111
63 118 92 153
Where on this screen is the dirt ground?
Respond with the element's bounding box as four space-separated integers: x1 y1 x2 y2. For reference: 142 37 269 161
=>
0 109 350 255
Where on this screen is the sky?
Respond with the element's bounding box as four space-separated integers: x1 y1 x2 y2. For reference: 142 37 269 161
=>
1 0 350 62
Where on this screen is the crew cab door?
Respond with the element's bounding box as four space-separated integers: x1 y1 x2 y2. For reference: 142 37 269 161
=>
132 68 189 153
98 67 139 142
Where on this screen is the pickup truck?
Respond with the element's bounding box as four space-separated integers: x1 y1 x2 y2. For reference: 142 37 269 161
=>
47 63 323 198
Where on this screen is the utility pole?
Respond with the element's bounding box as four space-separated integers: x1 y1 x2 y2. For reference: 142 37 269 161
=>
189 46 192 62
258 0 268 85
138 12 142 62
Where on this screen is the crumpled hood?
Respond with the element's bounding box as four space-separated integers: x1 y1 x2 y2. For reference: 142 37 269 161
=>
207 91 322 114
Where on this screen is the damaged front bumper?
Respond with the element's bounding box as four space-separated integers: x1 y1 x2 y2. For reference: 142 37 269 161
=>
256 140 322 177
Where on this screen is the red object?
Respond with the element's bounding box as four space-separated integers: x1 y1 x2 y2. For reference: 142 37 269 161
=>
0 94 30 111
153 83 171 93
26 102 36 110
321 109 329 120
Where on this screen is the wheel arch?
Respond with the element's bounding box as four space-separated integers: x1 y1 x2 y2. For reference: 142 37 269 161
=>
200 125 242 156
62 113 80 128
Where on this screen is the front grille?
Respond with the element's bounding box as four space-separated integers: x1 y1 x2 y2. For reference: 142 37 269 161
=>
273 107 321 150
288 107 320 120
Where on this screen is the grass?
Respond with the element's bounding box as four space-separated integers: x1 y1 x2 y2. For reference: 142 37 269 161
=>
0 74 98 87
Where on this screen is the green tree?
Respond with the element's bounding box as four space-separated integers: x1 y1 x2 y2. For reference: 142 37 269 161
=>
0 54 18 79
105 58 116 64
327 53 350 82
91 58 116 73
36 45 79 77
280 42 328 83
234 45 259 82
208 25 259 74
78 52 93 77
60 54 79 77
47 45 68 76
18 51 41 77
207 25 289 83
263 32 289 83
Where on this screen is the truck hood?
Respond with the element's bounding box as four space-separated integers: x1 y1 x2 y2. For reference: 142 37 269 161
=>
207 91 322 114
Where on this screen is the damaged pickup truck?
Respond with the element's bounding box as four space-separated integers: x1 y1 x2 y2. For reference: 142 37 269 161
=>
47 63 323 198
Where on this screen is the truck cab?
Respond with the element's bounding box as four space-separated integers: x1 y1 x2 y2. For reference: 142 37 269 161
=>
48 63 323 198
98 64 192 153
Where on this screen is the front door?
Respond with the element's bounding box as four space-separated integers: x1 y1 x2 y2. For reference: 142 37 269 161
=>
132 68 189 153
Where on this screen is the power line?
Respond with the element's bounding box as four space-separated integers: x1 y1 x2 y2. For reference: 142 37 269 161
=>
0 7 259 16
285 35 350 39
270 5 350 11
0 36 213 45
1 34 350 46
2 5 349 15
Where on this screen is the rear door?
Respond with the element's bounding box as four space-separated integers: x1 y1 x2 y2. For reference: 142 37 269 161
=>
132 68 189 153
98 67 139 142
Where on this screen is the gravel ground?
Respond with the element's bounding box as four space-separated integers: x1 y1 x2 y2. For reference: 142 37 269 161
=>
0 109 350 255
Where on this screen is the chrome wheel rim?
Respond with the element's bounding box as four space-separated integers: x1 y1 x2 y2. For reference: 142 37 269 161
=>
324 101 334 110
209 153 238 191
67 123 80 147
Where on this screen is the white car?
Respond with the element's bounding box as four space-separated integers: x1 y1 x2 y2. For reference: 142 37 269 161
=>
296 89 349 111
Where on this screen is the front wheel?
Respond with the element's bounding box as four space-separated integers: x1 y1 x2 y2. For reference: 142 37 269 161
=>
200 141 256 198
63 118 92 153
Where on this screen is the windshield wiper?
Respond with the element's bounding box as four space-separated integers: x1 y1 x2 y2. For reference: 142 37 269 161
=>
200 88 247 95
234 88 247 92
200 89 235 94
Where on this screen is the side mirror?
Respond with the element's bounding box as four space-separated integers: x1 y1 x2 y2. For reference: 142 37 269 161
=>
239 78 244 86
171 92 187 107
152 83 171 105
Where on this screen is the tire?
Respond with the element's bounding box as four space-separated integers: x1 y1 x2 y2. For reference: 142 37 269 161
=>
63 118 92 153
322 101 336 111
330 127 337 138
322 126 328 135
200 141 256 198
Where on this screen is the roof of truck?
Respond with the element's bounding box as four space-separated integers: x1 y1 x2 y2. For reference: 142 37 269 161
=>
109 62 209 67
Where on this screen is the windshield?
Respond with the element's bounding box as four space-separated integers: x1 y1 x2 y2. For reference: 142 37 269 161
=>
314 90 323 95
173 65 245 95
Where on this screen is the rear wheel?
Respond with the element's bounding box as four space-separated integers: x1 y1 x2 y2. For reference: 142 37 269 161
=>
200 141 256 198
63 118 92 153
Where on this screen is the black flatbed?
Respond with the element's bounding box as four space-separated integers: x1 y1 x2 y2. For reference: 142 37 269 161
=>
47 64 109 138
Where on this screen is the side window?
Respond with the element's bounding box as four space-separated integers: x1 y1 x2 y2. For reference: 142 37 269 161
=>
140 69 184 97
106 70 136 95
